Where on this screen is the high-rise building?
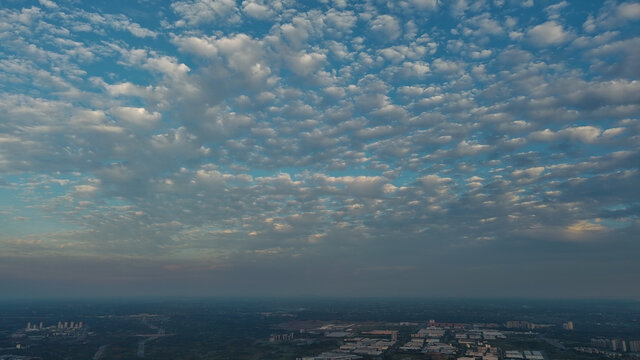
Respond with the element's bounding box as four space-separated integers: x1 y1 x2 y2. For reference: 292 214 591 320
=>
611 339 627 352
629 340 640 352
562 321 573 330
26 322 31 330
591 338 609 348
506 321 535 330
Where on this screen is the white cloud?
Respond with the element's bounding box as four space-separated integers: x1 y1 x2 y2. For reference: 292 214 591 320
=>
145 56 191 78
75 10 157 38
74 184 99 196
288 51 326 76
566 220 606 233
470 49 492 59
512 166 545 178
118 20 156 39
314 174 390 197
528 126 622 144
111 107 161 128
526 21 569 47
451 0 469 16
408 0 438 11
563 79 640 107
560 126 604 143
173 36 219 58
418 174 453 196
617 2 640 20
324 9 357 37
369 15 402 42
465 13 503 36
116 47 191 79
172 0 240 26
456 140 490 155
583 15 597 33
582 1 640 31
98 80 168 105
38 0 58 9
544 1 568 20
432 58 465 75
2 0 639 297
242 1 273 19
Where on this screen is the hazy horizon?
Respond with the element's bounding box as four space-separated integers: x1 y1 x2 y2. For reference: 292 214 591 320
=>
2 294 639 303
1 0 639 299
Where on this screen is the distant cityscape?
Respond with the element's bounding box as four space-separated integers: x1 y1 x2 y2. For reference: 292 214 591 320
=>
0 299 639 360
25 321 84 331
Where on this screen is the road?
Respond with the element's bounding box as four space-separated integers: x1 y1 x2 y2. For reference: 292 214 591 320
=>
136 318 164 358
537 334 567 350
92 344 108 360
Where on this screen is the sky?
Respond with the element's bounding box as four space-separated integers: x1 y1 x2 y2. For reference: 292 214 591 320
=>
0 0 639 299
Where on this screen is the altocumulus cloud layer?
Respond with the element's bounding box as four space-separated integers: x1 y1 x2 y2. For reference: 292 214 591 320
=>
0 0 639 298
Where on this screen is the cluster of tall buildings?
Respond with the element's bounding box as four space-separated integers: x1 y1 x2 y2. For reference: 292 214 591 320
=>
590 338 640 352
504 350 545 360
505 320 573 331
269 332 294 342
505 321 536 330
337 337 396 356
57 321 83 329
399 324 504 359
25 322 44 331
361 330 398 342
25 321 83 331
561 321 573 330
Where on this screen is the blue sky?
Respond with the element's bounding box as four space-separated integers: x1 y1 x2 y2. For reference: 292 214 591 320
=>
0 0 639 298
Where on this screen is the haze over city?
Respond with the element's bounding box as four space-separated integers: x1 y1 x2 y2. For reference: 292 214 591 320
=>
0 0 639 298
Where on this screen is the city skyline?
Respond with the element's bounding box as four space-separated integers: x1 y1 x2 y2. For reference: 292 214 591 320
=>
0 0 639 298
